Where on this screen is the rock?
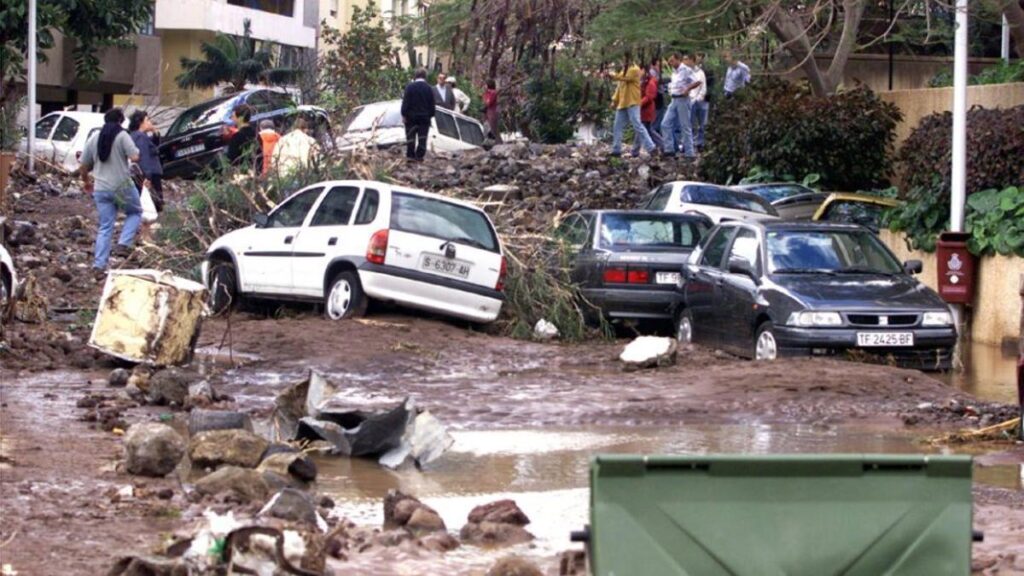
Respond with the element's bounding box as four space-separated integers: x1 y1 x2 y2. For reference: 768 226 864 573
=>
194 466 269 502
421 532 460 553
189 429 269 469
108 368 131 388
460 522 535 547
383 490 441 531
468 500 530 526
533 319 559 341
124 423 186 477
619 336 678 370
188 409 253 436
406 507 446 534
257 452 318 484
487 556 544 576
128 365 152 392
146 367 198 406
186 380 218 408
559 550 587 575
319 496 335 509
7 221 37 246
260 488 320 526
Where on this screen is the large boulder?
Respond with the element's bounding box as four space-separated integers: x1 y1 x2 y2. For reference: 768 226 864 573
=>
146 367 199 406
189 429 269 469
123 422 186 477
619 336 678 370
194 466 269 502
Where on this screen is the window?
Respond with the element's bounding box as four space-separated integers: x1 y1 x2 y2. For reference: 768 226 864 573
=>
556 215 590 246
598 214 704 250
226 0 294 17
685 185 773 214
311 186 359 226
264 91 294 111
748 184 814 204
167 96 235 136
390 192 499 252
246 92 272 114
34 114 59 139
728 228 760 271
355 189 380 224
435 110 459 139
456 118 484 145
344 103 403 131
645 185 673 211
766 230 902 274
51 117 80 142
267 187 322 228
819 201 887 231
699 227 732 269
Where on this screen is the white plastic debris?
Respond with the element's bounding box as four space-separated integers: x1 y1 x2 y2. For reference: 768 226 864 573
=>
533 319 559 340
619 336 678 369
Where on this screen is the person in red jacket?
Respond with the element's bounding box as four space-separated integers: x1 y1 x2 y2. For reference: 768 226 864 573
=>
631 69 663 156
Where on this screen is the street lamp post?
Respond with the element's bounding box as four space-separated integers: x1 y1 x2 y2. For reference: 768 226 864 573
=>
27 0 38 173
950 0 968 337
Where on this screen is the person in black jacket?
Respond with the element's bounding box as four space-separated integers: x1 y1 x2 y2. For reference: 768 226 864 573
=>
401 68 436 161
224 103 262 172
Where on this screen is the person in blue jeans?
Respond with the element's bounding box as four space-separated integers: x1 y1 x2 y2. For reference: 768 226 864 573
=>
606 51 657 157
660 52 703 158
78 108 142 276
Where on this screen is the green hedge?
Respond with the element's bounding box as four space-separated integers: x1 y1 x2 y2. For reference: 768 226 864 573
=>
700 79 902 191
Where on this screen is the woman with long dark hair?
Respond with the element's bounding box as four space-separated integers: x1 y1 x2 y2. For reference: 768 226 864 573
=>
78 108 142 275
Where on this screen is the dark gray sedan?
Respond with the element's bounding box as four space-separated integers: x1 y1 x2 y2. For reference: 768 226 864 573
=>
556 210 711 321
676 221 957 370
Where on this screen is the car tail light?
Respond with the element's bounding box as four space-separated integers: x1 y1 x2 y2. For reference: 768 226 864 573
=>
603 267 627 284
627 269 649 284
366 229 389 264
496 256 507 292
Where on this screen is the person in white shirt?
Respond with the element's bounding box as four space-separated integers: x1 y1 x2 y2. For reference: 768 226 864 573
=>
659 52 702 158
723 50 751 96
689 53 709 151
272 117 320 176
446 76 471 114
432 73 455 110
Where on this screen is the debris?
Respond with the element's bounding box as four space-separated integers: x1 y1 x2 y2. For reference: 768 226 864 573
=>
193 466 270 503
107 555 188 576
259 488 323 528
460 499 535 546
929 417 1023 445
123 422 186 477
88 270 207 366
379 409 455 470
619 336 678 370
533 319 559 341
189 429 269 469
188 409 253 436
257 452 318 486
487 556 545 576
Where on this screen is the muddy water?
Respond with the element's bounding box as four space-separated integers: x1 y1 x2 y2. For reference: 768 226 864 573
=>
941 342 1021 404
316 424 1023 566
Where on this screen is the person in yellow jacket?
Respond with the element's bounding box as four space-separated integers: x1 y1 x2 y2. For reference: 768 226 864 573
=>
605 51 657 157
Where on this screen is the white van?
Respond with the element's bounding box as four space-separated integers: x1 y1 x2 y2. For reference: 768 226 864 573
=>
18 111 109 172
202 180 507 323
337 100 487 153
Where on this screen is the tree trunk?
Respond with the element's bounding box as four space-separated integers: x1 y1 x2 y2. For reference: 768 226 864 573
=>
825 0 867 92
768 9 829 96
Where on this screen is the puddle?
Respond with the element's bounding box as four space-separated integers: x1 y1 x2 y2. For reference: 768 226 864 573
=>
317 424 1023 563
942 341 1021 404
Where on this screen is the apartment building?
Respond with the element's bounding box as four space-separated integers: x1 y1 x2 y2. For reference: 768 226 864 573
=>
318 0 431 67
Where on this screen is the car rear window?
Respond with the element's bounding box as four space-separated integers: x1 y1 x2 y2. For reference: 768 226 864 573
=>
598 214 707 250
685 185 774 214
390 193 499 252
344 102 403 132
747 184 813 203
168 96 235 136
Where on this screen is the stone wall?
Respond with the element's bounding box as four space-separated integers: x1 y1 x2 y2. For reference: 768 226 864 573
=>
879 82 1024 147
880 229 1024 347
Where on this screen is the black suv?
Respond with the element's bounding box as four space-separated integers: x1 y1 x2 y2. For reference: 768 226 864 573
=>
159 89 329 179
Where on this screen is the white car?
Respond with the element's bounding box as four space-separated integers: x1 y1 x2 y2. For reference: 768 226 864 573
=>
202 180 507 323
337 100 486 153
18 111 110 172
641 181 780 223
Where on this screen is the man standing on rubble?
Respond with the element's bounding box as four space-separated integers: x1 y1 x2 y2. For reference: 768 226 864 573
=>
402 68 436 162
79 108 142 278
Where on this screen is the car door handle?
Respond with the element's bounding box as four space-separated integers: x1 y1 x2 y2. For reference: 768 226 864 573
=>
284 235 294 245
328 237 337 246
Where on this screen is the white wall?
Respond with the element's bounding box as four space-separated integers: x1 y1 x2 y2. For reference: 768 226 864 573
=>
156 0 317 49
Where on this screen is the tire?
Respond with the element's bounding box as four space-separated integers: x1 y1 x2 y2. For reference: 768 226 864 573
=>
324 271 367 320
675 308 694 344
208 261 239 317
754 321 779 361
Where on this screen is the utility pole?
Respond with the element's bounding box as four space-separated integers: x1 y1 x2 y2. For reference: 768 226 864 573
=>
1003 15 1011 64
950 0 968 334
27 0 38 173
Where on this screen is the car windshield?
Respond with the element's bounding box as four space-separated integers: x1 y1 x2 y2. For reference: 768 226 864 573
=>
598 214 707 250
344 102 404 132
685 185 777 215
766 229 903 275
391 193 499 252
167 96 235 136
745 184 815 204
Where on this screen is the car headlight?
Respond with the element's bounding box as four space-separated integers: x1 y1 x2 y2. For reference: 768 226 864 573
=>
787 311 843 327
922 311 953 327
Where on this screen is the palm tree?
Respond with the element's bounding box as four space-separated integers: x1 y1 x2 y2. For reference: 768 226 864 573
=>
176 19 301 92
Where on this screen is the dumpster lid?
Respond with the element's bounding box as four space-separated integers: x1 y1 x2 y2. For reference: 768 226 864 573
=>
589 454 972 576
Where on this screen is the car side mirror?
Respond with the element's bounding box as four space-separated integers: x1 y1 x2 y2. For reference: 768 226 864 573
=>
728 256 758 282
253 213 268 228
903 259 923 275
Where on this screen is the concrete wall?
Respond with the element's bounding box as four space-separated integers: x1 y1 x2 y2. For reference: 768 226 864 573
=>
156 0 317 49
880 229 1024 347
879 82 1024 146
159 30 218 107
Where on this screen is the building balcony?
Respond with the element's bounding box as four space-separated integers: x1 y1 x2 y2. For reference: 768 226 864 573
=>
155 0 317 49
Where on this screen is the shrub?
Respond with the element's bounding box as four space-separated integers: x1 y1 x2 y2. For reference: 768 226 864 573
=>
929 60 1024 87
896 104 1024 198
523 61 611 144
700 78 901 191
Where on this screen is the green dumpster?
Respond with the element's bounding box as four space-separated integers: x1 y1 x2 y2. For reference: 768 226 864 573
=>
584 454 973 576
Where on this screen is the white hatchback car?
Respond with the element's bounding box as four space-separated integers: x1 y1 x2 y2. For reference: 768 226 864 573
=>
641 181 780 223
202 180 507 323
337 100 487 153
18 111 109 172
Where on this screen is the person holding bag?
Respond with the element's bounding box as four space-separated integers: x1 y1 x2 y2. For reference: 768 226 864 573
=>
128 110 164 213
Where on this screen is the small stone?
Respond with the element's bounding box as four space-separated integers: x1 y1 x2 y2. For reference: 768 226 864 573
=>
620 336 678 370
194 466 269 502
460 522 535 547
319 496 335 509
156 488 174 500
260 488 320 525
487 556 544 576
406 507 446 534
421 531 460 552
108 368 130 388
123 422 186 477
146 368 198 406
189 429 269 469
468 500 530 526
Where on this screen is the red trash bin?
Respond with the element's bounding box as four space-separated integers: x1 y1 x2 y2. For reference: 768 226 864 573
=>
935 231 975 304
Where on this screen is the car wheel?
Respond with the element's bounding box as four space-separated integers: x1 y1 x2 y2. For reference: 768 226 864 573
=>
754 322 778 361
675 309 693 344
324 271 366 320
208 261 238 316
